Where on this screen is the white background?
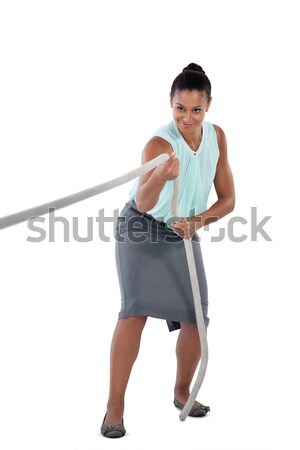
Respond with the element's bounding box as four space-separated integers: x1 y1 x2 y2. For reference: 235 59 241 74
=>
0 1 299 449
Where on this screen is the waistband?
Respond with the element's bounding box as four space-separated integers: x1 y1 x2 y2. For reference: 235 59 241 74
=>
118 199 176 234
127 199 167 225
117 199 200 241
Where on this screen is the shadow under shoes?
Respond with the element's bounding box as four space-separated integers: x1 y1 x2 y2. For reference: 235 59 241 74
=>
174 398 210 417
101 413 126 438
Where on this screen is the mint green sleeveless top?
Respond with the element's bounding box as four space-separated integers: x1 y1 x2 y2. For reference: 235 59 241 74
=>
128 119 220 224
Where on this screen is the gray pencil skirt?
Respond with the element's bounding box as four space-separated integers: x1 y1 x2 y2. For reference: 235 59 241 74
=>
114 199 210 332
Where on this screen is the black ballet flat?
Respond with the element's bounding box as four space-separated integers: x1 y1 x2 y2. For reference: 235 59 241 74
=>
174 398 210 417
100 412 126 438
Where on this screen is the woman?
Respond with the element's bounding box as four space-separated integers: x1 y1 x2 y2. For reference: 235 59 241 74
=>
101 63 235 438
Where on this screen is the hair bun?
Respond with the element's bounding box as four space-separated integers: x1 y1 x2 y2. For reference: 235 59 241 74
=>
182 63 205 74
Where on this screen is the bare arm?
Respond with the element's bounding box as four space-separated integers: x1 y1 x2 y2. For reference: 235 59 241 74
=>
135 137 177 212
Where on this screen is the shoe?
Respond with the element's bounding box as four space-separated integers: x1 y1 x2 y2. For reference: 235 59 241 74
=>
174 398 210 417
100 412 126 438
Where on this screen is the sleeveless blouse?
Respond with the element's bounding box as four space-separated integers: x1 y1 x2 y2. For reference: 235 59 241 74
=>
128 119 220 225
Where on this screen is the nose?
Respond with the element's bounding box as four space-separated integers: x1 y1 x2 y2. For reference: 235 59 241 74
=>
183 113 192 123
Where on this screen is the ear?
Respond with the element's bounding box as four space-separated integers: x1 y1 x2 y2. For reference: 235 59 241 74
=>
206 97 212 111
170 93 173 108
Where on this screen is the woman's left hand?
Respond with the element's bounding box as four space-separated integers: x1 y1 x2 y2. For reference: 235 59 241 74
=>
170 217 199 239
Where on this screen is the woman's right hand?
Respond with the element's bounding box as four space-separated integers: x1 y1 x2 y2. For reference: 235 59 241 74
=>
155 151 180 181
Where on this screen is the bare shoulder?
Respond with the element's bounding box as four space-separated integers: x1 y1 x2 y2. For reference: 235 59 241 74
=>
212 124 227 156
141 136 173 163
212 123 226 139
136 136 173 191
145 136 173 152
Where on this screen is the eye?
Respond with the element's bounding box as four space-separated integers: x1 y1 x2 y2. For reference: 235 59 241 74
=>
176 107 202 113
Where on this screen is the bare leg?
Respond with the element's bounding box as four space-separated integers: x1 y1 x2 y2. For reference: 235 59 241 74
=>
174 322 207 406
104 316 147 426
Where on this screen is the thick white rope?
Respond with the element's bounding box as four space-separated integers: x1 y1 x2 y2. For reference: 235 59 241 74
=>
0 153 169 230
171 177 209 421
0 152 208 421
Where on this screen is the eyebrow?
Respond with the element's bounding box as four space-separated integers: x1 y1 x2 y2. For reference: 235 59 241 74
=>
176 103 203 108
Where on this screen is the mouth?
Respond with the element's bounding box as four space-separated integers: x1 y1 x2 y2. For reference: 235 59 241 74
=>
181 122 194 128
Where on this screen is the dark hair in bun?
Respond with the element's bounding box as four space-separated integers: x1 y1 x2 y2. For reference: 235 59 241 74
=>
182 63 205 74
170 62 211 100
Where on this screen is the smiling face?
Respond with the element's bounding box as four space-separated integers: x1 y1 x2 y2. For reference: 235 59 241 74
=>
170 89 212 134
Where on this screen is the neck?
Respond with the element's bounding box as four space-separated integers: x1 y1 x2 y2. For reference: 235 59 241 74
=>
183 124 203 147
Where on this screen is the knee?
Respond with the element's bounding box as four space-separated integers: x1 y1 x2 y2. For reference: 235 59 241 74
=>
119 315 148 329
180 322 198 333
179 322 202 341
180 322 207 334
